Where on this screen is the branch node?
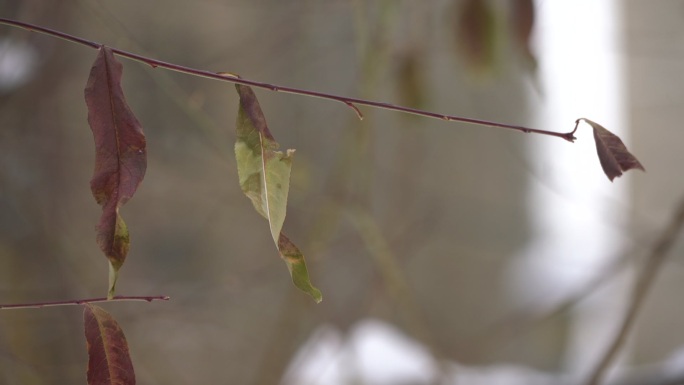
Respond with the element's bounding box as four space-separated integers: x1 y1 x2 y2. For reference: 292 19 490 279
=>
345 102 364 120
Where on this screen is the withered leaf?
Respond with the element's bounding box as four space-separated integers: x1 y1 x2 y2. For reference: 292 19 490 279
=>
234 84 322 303
83 304 135 385
85 46 147 299
580 118 645 181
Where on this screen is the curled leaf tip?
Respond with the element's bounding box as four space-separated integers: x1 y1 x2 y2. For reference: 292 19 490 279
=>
278 233 322 303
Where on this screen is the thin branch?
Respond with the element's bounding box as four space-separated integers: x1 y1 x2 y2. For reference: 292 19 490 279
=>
586 193 684 385
0 17 577 142
0 295 170 310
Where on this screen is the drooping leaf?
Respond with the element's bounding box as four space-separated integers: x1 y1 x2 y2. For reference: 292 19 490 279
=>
455 0 498 72
235 85 291 244
85 46 147 299
581 118 645 181
234 84 321 303
83 304 135 385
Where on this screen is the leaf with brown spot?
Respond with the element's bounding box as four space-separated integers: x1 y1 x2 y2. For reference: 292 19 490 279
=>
83 304 135 385
234 84 322 303
580 118 645 181
85 46 147 299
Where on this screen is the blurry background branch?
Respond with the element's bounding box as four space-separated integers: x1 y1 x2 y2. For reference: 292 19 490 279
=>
587 192 684 385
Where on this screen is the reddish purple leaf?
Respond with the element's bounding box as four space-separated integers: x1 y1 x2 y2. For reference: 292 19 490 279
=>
83 304 135 385
580 118 645 181
85 46 147 298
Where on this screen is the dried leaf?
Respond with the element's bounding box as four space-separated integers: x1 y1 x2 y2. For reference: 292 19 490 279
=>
85 46 147 299
234 84 322 303
83 304 135 385
581 118 645 181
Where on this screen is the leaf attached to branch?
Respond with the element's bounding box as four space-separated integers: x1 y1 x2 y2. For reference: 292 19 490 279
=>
580 118 645 181
85 46 147 299
234 84 322 303
83 304 135 385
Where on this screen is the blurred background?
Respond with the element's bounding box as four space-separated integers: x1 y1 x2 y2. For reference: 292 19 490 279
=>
0 1 681 384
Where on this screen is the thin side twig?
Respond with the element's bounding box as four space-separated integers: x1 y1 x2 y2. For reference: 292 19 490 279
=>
586 193 684 385
0 295 170 310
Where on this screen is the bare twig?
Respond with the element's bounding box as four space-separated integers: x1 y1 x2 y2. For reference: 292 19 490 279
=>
0 17 577 142
586 193 684 385
465 249 634 360
0 295 170 310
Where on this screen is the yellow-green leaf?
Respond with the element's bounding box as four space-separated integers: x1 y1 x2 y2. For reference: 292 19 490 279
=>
234 84 322 302
278 233 322 303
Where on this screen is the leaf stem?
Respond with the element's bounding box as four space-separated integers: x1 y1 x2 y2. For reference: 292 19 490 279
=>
0 296 170 310
0 17 577 142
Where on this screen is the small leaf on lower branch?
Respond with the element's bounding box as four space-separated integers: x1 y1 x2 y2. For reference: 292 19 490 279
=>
83 304 135 385
580 118 645 182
